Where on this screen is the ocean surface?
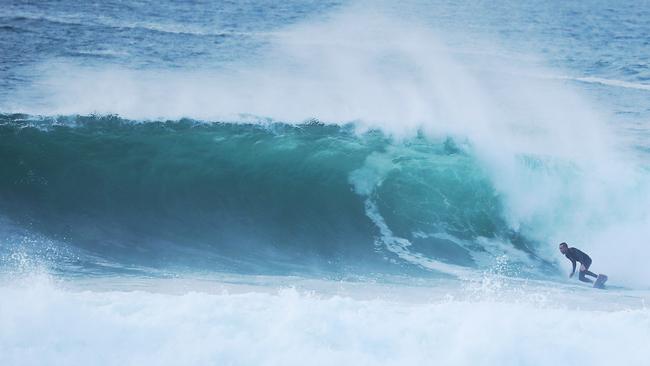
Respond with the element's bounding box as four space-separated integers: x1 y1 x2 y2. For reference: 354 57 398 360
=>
1 0 650 365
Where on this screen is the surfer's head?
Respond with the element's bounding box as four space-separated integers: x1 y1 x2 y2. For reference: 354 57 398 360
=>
559 242 568 254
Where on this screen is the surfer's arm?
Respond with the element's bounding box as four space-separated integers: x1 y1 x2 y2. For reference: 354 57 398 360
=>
569 259 576 277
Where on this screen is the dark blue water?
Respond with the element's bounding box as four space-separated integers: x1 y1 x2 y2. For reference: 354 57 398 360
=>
1 0 649 280
2 0 648 110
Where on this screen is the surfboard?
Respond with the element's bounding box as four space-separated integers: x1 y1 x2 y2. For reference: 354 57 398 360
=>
593 274 608 289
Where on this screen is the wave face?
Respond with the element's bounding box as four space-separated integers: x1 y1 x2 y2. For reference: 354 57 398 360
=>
0 114 546 277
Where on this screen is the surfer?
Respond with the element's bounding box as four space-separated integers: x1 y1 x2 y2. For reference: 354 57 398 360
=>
558 242 599 283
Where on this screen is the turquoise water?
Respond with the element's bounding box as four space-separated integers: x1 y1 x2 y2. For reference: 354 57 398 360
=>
1 116 554 277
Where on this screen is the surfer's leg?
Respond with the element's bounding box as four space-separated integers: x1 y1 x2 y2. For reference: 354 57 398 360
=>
578 271 594 283
582 260 597 278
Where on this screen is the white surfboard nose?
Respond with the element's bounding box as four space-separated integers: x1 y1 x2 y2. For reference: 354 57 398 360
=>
594 274 608 289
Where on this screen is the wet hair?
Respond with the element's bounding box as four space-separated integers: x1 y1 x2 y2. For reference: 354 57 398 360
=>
559 242 568 248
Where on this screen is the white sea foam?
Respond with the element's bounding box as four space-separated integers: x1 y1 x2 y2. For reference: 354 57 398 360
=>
1 275 649 366
570 76 650 91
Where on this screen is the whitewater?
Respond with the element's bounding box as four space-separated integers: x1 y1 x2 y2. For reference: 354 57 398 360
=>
1 0 650 365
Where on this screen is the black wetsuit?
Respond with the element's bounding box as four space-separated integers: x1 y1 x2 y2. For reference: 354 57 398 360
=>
565 247 598 283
